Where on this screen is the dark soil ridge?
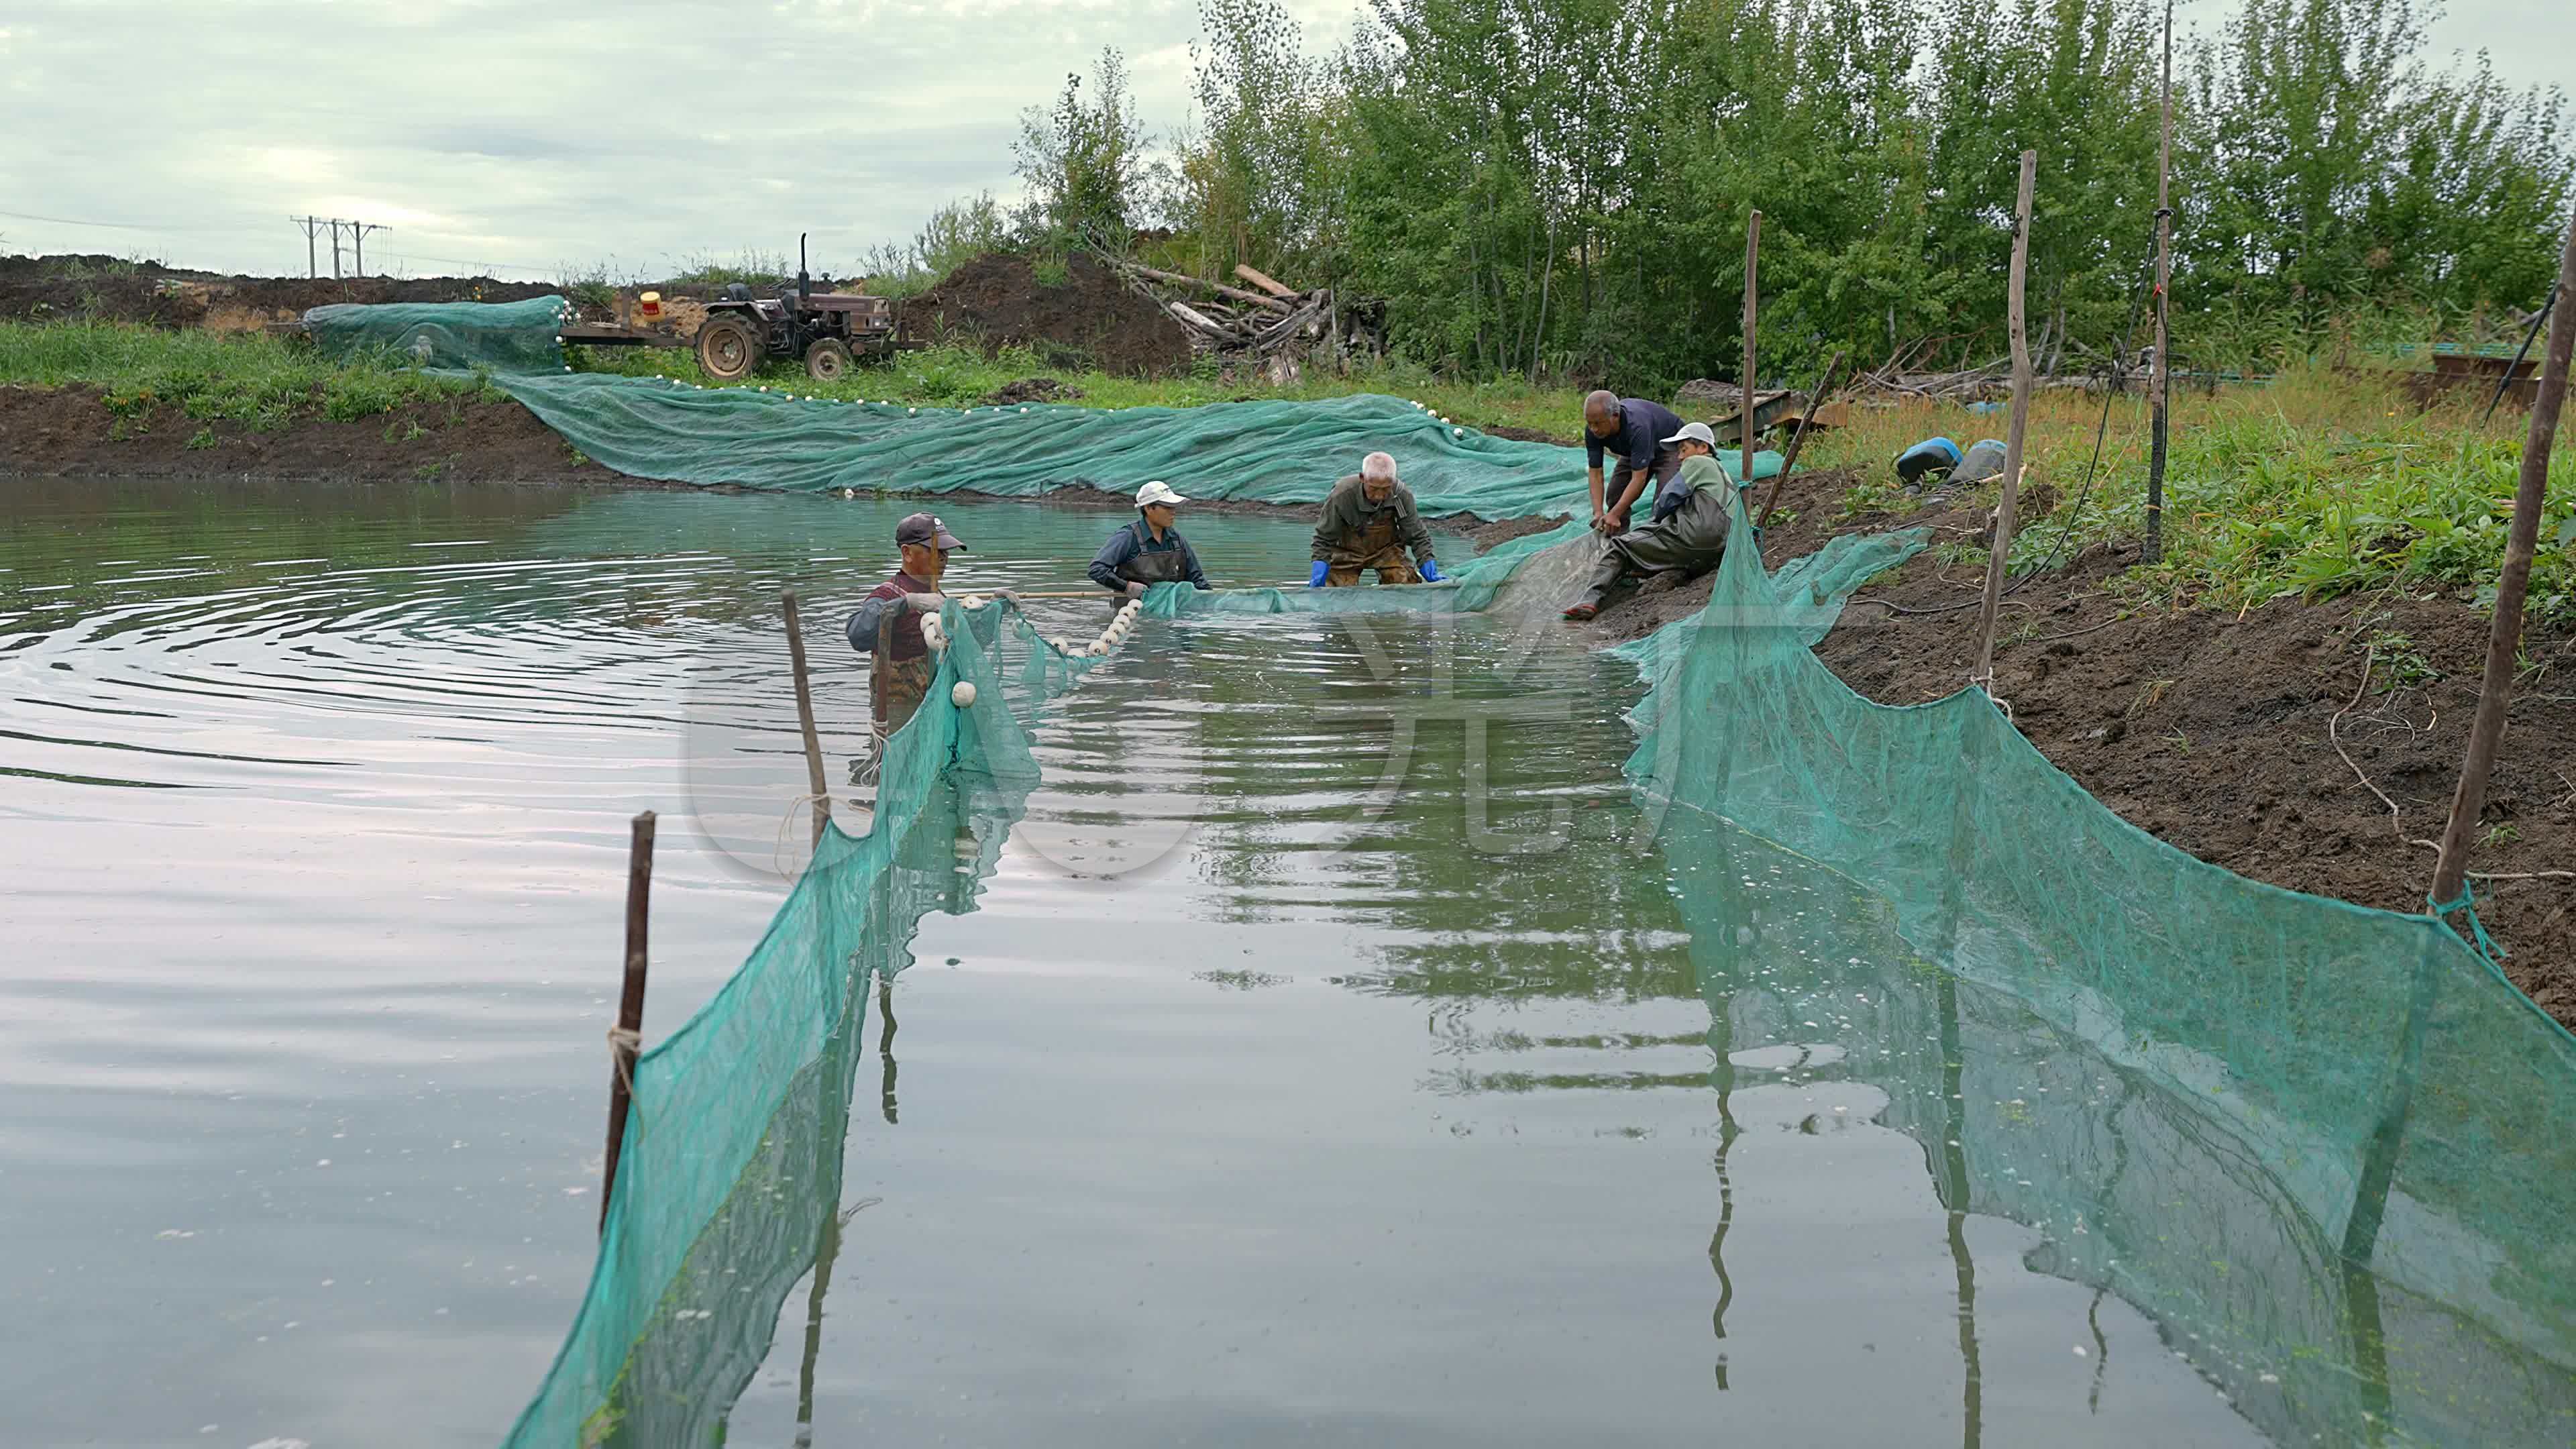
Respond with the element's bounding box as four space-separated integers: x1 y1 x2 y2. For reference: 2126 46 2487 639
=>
7 383 2567 1026
1564 462 2576 1022
898 253 1192 377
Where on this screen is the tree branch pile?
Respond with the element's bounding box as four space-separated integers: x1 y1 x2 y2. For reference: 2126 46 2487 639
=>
1106 258 1384 373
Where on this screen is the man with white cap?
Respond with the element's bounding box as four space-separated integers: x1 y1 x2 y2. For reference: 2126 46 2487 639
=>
846 511 965 782
1562 421 1739 621
1089 480 1212 600
1308 451 1443 587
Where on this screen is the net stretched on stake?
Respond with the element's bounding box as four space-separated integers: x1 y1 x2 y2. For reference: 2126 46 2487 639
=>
305 299 2576 1446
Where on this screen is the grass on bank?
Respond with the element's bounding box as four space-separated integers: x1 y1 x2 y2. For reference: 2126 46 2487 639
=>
0 321 500 429
6 319 2570 626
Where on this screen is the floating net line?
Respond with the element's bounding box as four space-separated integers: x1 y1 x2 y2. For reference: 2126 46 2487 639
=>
1622 491 2576 1446
301 297 1780 517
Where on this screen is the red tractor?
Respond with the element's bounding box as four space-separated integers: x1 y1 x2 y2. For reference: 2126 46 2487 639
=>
693 234 895 383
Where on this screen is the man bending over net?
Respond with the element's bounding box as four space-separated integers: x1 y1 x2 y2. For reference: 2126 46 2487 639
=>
1564 422 1735 622
1308 451 1443 587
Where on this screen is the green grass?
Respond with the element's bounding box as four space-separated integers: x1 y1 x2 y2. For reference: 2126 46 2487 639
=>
0 321 499 429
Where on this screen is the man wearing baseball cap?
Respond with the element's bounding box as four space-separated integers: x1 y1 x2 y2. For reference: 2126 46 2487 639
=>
1563 421 1739 621
1088 480 1211 602
845 511 964 782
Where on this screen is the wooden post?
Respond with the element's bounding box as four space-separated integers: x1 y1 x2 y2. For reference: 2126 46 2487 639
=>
782 590 831 850
1232 263 1301 301
600 810 655 1232
1758 350 1843 529
1974 151 2040 686
2429 210 2576 910
1741 210 1762 498
2146 0 2174 564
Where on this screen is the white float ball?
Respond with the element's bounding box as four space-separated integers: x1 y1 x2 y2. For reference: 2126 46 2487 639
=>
951 681 978 708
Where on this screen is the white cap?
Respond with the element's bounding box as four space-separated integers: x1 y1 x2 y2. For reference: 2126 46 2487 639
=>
1136 480 1189 508
1661 421 1720 449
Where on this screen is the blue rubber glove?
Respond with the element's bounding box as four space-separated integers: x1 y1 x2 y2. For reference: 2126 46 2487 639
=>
1308 561 1330 588
1418 558 1443 583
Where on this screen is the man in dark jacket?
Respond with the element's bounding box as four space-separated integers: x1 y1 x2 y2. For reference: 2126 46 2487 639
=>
1584 390 1686 535
845 511 963 783
1564 422 1737 621
1308 451 1443 587
1089 480 1212 600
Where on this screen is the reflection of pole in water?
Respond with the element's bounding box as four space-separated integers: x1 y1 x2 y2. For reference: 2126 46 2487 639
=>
1707 986 1739 1391
1938 973 1982 1449
878 975 900 1126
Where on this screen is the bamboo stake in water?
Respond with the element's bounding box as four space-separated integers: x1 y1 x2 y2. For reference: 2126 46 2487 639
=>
2430 210 2576 908
1741 210 1762 498
2147 0 2174 564
1974 152 2040 687
781 590 830 851
600 810 654 1232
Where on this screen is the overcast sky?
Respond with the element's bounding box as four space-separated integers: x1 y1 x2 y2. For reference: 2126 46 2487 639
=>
0 0 2565 280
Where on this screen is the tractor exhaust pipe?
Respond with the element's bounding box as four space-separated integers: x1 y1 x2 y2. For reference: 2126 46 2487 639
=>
798 232 810 307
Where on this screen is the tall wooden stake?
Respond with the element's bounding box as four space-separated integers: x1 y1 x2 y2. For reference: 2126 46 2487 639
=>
1759 350 1844 529
2146 0 2174 564
2430 211 2576 910
1741 210 1762 496
601 810 655 1232
782 590 831 850
1975 151 2040 686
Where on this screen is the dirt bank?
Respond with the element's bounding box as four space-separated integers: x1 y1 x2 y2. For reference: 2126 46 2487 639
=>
0 258 562 333
0 384 604 486
898 253 1192 376
1564 465 2576 1018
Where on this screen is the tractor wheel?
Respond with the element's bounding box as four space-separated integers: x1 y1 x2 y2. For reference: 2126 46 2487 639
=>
805 338 853 382
696 314 759 382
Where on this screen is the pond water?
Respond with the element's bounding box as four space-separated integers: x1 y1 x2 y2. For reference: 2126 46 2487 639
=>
5 476 2294 1447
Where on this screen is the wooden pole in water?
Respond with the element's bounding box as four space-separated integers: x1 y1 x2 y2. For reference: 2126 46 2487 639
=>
2429 211 2576 912
781 590 831 851
1741 210 1762 498
1974 152 2039 688
1758 349 1843 530
2146 0 2174 564
600 809 655 1232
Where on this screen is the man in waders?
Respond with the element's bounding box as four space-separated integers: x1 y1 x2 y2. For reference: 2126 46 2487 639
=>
1584 389 1685 535
1307 451 1444 587
845 511 963 785
1563 421 1737 621
1088 480 1212 602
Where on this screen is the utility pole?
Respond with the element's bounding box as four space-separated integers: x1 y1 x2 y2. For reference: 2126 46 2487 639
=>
326 219 345 279
290 216 328 278
2147 0 2174 564
350 221 384 278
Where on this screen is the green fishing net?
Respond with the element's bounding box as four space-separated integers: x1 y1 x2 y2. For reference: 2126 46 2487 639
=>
300 298 1779 517
1623 491 2576 1446
307 299 2576 1444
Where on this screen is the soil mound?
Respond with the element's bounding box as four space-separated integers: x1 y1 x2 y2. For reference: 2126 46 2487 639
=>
0 255 559 331
898 253 1190 376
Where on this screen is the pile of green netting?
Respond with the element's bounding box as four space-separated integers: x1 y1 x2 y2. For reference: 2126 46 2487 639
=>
301 296 1778 517
1623 492 2576 1446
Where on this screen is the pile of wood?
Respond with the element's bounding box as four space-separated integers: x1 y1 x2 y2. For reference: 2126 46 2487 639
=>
1108 259 1384 376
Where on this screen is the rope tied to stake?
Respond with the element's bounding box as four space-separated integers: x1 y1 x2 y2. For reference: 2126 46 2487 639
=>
2427 883 2509 963
606 1026 642 1097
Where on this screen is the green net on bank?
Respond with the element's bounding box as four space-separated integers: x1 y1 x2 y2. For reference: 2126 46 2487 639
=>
1621 490 2576 1446
302 297 1780 517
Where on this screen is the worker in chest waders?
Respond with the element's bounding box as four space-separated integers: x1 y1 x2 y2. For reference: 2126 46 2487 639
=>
1307 451 1444 587
1563 421 1737 621
845 511 963 785
1585 389 1686 535
1089 480 1212 605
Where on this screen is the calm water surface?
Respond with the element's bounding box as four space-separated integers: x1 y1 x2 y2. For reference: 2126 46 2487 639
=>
1 477 2267 1448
